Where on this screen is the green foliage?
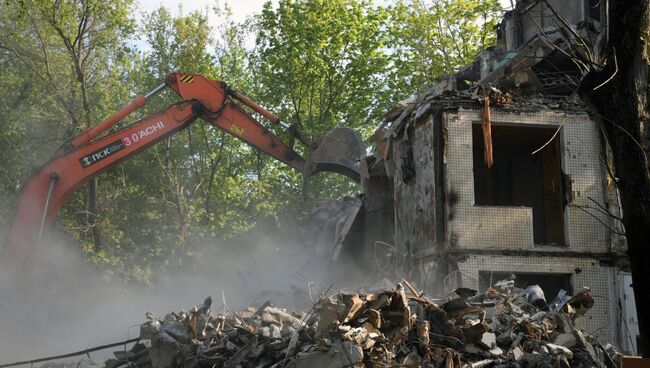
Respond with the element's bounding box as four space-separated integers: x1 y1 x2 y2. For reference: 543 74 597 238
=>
254 0 390 136
388 0 501 96
0 0 135 236
0 0 502 284
142 6 215 77
251 0 391 202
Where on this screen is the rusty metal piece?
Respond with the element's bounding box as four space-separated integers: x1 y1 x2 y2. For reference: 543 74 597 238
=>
482 93 493 168
303 127 365 182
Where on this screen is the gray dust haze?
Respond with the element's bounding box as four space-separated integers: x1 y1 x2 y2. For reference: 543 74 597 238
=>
0 225 368 364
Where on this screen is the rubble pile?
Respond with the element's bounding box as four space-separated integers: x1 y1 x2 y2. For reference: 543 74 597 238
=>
106 281 621 368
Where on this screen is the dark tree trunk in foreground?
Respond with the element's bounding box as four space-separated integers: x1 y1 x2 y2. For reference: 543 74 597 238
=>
579 0 650 357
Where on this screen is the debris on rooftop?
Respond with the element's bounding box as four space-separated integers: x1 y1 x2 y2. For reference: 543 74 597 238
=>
105 281 621 368
379 85 586 142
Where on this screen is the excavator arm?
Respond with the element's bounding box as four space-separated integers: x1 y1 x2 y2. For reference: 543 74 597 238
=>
2 73 363 263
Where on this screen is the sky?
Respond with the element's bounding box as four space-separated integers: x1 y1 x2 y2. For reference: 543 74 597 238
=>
137 0 514 32
133 0 514 53
138 0 275 23
135 0 277 50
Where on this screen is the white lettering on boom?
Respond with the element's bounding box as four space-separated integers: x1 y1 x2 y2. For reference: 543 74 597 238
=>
123 121 165 146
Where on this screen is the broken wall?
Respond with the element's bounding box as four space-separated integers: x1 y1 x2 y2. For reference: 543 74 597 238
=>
453 254 622 346
388 105 626 345
391 114 447 292
446 108 611 253
501 0 605 53
393 116 439 254
518 1 587 46
345 159 395 264
390 106 622 256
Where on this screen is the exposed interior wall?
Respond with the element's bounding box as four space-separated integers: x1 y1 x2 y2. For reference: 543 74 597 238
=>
503 0 602 53
347 162 396 263
619 272 640 354
393 116 439 257
387 106 625 343
472 124 565 245
519 1 587 42
477 270 572 298
454 254 619 345
446 108 610 252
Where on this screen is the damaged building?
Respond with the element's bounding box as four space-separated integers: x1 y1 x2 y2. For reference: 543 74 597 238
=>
345 0 638 353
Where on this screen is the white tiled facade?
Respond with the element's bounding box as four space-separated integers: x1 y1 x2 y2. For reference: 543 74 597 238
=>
445 108 610 253
392 107 627 347
455 254 618 344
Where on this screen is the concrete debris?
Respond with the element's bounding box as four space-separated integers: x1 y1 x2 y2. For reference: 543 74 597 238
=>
104 282 621 368
377 86 588 152
300 197 362 260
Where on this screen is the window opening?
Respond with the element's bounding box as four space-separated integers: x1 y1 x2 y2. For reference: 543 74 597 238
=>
587 0 601 21
479 271 573 304
473 124 566 246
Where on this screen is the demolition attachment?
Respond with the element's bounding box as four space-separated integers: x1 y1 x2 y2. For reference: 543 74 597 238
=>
228 88 364 183
304 127 365 182
3 73 366 264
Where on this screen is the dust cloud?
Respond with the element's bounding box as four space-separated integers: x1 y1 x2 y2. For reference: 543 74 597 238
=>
0 223 368 364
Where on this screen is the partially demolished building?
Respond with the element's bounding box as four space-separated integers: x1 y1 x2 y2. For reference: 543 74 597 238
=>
352 0 638 352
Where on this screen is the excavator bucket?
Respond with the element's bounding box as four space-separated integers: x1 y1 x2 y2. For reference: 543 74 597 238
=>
304 127 365 182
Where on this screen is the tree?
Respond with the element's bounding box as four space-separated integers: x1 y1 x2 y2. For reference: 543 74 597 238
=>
254 0 389 137
0 0 134 251
387 0 501 96
252 0 390 200
0 0 508 284
93 4 287 279
578 0 650 357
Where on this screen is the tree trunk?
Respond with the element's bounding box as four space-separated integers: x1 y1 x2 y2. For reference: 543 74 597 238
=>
579 0 650 356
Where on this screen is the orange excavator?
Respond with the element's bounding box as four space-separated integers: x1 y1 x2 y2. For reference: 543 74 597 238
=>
1 73 364 264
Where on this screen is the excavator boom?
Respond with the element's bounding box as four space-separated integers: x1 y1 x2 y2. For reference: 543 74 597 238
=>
2 73 363 264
